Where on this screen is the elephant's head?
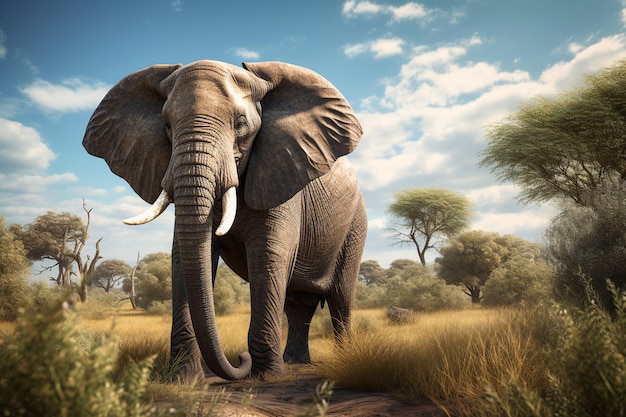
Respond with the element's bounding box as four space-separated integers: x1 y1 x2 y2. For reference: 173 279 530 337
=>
82 60 362 380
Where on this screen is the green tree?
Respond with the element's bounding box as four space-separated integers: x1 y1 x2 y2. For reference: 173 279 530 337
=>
11 211 85 286
387 188 472 265
0 215 32 320
10 203 102 302
125 252 171 309
385 258 420 279
481 59 626 205
358 260 388 285
92 259 131 292
436 231 540 304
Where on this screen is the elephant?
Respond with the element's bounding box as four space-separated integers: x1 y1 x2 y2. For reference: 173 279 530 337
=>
82 60 367 381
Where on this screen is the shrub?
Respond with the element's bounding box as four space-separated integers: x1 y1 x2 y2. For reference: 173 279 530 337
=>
0 301 153 417
383 266 467 311
474 281 626 417
545 179 626 310
482 255 553 308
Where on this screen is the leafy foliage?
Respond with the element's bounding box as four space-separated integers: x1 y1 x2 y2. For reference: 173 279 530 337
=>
355 259 466 311
545 179 626 309
437 231 548 304
358 259 388 285
10 211 85 286
0 301 152 417
481 59 626 205
482 255 553 308
387 188 472 265
125 252 172 309
93 259 132 292
0 215 31 320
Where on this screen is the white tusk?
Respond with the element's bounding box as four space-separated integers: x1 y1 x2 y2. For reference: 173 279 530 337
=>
123 190 171 225
215 187 237 236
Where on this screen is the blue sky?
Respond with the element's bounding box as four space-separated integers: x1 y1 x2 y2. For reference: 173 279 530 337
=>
2 0 626 272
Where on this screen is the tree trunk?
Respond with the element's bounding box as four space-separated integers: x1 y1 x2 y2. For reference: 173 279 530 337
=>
128 253 139 309
466 285 482 304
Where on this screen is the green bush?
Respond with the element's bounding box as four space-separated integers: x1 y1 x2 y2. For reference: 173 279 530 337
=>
482 255 553 308
474 281 626 417
355 265 466 311
0 301 153 417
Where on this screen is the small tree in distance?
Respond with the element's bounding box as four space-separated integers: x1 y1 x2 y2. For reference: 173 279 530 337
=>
92 259 132 292
387 188 472 265
436 230 541 304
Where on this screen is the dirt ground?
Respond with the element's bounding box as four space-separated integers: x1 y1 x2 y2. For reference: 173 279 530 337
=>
201 366 450 417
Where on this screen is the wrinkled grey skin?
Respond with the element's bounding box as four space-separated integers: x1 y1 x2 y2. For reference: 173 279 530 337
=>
83 60 367 381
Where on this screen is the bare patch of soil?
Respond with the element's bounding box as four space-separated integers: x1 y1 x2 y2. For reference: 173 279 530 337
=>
201 365 449 417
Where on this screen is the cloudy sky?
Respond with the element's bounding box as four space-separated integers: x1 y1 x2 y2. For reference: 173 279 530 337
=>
1 0 626 272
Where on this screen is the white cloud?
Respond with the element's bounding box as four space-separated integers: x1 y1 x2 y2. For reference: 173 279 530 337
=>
370 38 405 58
344 37 405 58
389 2 430 22
540 34 626 91
234 48 260 60
343 1 435 25
171 0 183 12
0 172 78 193
20 78 110 113
343 0 384 18
0 117 56 173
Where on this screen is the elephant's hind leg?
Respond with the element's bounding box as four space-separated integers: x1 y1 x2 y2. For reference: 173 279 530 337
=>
283 291 323 363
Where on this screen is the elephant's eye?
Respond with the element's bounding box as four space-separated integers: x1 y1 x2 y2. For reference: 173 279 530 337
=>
234 116 248 136
164 122 172 137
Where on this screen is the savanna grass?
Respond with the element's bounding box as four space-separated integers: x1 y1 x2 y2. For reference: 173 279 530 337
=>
316 308 547 409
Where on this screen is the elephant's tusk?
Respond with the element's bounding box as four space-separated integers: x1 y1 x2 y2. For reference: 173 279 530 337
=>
123 189 171 225
215 187 237 236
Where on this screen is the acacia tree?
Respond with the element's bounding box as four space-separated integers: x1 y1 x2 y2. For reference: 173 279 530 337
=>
92 259 132 292
481 59 626 205
10 212 84 286
11 202 102 302
387 188 472 265
436 230 540 303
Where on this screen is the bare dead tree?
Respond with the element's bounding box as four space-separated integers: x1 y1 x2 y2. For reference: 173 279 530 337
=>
68 200 103 303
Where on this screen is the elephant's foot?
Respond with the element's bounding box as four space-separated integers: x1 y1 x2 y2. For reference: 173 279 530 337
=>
283 346 311 364
251 362 285 381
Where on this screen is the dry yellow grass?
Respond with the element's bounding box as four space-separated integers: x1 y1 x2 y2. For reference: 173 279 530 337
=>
315 308 547 408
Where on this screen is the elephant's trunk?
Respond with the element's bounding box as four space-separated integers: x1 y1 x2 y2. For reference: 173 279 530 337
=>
172 138 251 381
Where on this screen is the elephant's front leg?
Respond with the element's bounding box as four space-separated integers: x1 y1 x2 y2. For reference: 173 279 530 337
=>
244 206 300 378
169 239 204 382
247 252 293 378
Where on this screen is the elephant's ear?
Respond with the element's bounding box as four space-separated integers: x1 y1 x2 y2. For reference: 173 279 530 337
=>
82 64 182 204
242 61 363 210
